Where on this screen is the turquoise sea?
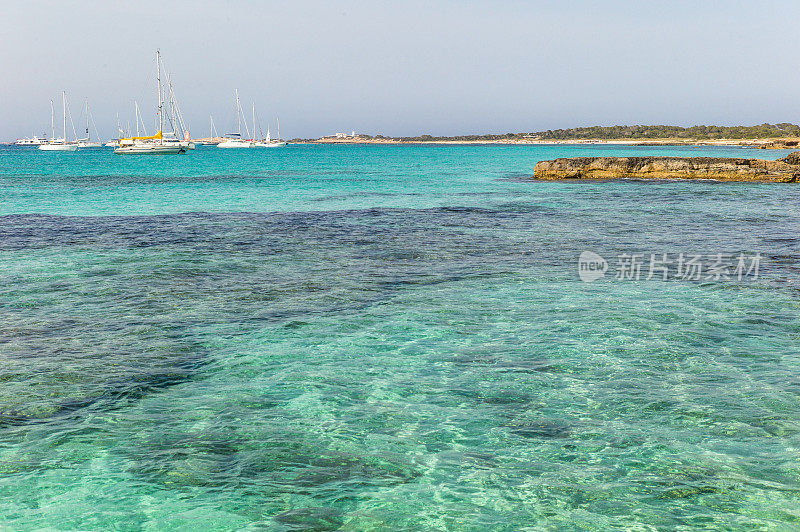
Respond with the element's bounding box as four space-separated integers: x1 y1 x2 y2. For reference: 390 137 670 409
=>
1 143 799 530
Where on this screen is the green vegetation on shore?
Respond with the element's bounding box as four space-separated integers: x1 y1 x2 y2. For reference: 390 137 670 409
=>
533 123 800 140
292 123 800 143
399 123 800 141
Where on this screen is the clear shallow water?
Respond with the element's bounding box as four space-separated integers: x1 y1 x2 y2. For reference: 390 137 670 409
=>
0 143 794 216
0 144 799 529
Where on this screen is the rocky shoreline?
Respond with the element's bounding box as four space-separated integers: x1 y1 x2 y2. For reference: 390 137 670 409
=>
531 152 800 183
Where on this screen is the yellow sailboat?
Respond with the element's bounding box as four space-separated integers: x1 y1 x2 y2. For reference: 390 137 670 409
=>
115 51 187 155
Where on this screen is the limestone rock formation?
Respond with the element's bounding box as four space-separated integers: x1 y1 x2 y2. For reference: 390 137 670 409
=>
531 155 800 183
780 151 800 166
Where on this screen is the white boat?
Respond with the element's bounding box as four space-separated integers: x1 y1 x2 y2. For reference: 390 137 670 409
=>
162 138 195 150
76 99 103 147
114 143 185 155
39 92 79 151
115 50 187 156
109 101 150 148
217 136 254 148
105 113 124 146
199 116 222 145
253 138 287 148
253 115 287 148
14 136 47 146
217 89 254 148
218 139 253 148
161 74 195 150
39 143 78 152
253 139 287 148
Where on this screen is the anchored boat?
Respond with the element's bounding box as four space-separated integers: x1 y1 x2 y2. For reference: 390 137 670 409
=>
114 131 186 154
14 136 47 146
253 113 287 148
76 99 103 148
114 50 188 155
39 92 79 151
217 89 254 148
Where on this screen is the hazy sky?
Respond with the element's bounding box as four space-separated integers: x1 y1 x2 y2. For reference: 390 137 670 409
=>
2 1 799 140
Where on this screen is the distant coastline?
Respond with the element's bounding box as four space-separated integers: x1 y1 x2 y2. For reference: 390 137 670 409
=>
290 123 800 149
9 124 800 149
293 137 799 149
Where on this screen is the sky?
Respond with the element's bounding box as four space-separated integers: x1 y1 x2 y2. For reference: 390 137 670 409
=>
2 0 799 140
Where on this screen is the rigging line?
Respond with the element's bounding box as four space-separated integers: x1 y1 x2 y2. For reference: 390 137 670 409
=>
240 98 251 139
66 99 78 141
162 59 188 138
89 111 101 141
169 82 188 137
254 107 265 140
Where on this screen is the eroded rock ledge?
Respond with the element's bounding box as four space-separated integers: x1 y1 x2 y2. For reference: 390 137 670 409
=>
532 152 800 182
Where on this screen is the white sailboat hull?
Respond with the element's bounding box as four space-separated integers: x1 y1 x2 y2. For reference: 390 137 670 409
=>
114 144 186 155
217 139 254 148
160 139 195 150
253 141 287 148
39 143 78 151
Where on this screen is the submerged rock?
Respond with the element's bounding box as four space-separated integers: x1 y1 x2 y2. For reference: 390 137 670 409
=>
531 155 800 182
273 507 344 530
510 421 572 439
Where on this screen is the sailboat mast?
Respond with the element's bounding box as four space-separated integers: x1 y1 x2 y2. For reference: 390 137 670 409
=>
62 91 67 141
50 100 55 141
277 117 280 141
235 89 241 137
252 103 255 141
157 50 163 143
85 99 89 140
168 75 178 138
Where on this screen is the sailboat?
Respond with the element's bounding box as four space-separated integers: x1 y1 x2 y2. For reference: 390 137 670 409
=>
132 101 148 137
115 50 187 155
161 72 195 150
76 99 103 148
105 113 124 146
217 89 254 148
39 92 78 151
253 110 287 148
198 116 222 145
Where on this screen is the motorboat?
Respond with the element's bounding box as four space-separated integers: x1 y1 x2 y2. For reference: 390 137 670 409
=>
14 136 47 146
